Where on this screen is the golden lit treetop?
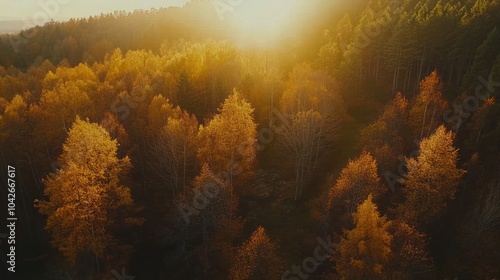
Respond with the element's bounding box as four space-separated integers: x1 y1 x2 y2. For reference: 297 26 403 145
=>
336 194 392 280
60 117 129 178
399 125 466 225
37 117 134 266
328 152 383 217
409 70 448 140
230 226 284 280
197 89 257 187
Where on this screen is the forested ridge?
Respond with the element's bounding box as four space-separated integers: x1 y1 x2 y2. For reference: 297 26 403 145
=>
0 0 500 279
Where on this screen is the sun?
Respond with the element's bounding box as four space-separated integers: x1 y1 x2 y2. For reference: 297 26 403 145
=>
227 0 306 47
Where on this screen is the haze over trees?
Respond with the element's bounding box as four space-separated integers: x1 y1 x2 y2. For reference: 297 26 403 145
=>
1 0 500 279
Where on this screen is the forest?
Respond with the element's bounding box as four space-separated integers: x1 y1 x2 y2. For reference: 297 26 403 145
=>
0 0 499 279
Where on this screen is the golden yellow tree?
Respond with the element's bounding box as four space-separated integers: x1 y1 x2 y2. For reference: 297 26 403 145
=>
197 90 257 195
398 125 466 225
36 117 139 274
31 66 98 159
327 152 384 221
42 64 99 93
230 226 284 280
100 112 130 158
147 95 176 136
389 220 434 279
360 92 410 173
409 70 448 140
145 96 199 197
0 94 30 155
162 110 199 194
336 195 392 280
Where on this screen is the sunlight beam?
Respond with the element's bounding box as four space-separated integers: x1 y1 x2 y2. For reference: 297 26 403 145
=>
227 0 307 47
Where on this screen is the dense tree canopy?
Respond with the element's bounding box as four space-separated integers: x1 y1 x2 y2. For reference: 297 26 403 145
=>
1 0 499 278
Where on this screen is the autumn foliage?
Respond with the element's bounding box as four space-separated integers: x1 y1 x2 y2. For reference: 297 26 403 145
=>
0 0 499 278
230 226 284 280
398 125 466 226
336 195 392 280
36 118 140 272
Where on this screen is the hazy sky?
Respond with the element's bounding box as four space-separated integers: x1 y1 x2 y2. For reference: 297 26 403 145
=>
0 0 190 20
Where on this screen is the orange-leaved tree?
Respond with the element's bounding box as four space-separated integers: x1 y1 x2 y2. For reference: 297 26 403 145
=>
197 90 257 195
230 226 284 280
398 125 466 226
327 152 384 225
336 195 392 280
409 70 448 140
36 117 141 275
